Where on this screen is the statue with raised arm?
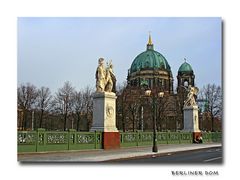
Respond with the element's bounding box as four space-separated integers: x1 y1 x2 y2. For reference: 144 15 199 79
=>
95 58 106 92
184 86 199 107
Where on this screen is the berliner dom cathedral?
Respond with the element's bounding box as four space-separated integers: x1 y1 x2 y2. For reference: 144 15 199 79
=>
117 35 195 131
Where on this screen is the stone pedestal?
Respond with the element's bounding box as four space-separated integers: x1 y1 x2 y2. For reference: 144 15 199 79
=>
192 131 202 142
90 92 119 149
183 105 200 133
183 105 201 142
103 132 120 149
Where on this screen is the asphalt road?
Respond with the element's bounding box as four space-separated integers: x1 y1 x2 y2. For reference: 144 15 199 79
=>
114 147 222 163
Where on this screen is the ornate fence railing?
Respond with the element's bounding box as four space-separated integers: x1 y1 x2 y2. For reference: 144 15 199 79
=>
120 131 193 147
202 132 222 143
18 129 102 153
18 129 222 153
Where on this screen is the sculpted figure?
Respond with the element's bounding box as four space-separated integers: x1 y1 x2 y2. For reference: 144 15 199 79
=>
95 58 116 93
95 58 106 92
105 60 116 92
184 86 199 107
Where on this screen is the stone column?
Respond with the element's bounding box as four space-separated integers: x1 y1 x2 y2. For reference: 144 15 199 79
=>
90 92 120 149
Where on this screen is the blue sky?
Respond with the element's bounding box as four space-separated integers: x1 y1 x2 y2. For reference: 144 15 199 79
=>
18 17 221 93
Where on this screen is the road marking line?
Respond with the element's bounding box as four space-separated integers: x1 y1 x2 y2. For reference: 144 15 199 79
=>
204 157 222 162
206 150 213 152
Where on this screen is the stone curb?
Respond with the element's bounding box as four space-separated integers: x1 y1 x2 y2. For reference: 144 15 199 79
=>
103 145 222 162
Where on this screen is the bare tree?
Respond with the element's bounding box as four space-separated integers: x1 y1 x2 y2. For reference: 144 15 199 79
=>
82 86 93 131
116 82 127 132
36 86 52 128
156 95 171 131
200 84 222 131
53 81 75 131
128 101 139 132
17 83 38 130
69 86 93 131
124 87 142 132
72 90 84 131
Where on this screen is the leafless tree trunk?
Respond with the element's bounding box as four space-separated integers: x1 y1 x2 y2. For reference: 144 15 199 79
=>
156 96 169 131
128 102 138 132
36 86 52 129
17 83 38 130
200 84 222 132
53 81 75 131
116 82 127 132
82 86 93 131
72 90 84 131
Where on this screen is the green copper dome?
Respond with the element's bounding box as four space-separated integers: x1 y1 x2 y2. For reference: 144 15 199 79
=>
130 50 171 73
130 37 171 74
178 62 193 73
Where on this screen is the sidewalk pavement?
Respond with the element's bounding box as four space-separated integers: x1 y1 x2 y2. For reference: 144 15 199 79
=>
18 143 222 162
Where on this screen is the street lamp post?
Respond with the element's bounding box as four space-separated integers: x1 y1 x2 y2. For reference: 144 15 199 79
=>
152 95 158 152
141 105 144 131
32 110 34 131
145 89 164 153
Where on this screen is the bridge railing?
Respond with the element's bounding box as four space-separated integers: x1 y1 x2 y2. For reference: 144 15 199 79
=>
202 132 222 143
18 129 102 153
18 130 222 152
120 131 193 147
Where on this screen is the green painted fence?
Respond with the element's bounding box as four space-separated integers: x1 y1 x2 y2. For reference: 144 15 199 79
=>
202 132 222 143
18 129 102 153
120 131 193 147
120 131 222 147
18 129 222 153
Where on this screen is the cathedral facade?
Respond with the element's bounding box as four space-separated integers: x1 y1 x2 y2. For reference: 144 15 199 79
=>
117 35 196 131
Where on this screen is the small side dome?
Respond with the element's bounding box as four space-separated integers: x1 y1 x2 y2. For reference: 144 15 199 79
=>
178 61 193 73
